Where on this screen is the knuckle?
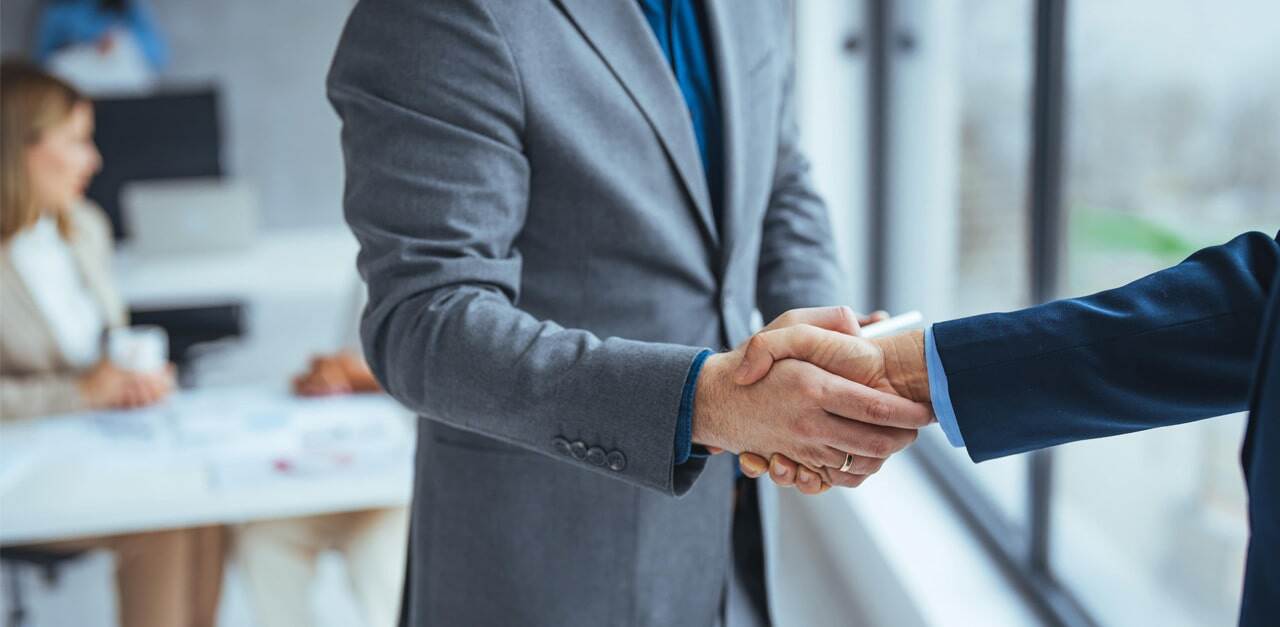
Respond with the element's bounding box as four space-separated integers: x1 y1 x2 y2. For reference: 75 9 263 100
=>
867 436 893 458
799 378 825 403
865 397 892 424
835 306 857 333
797 446 825 468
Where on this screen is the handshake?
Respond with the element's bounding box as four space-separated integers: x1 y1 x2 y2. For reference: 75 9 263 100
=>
692 307 935 494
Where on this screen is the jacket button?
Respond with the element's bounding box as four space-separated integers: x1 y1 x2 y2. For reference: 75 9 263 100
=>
586 446 607 466
606 450 627 472
570 441 588 460
552 437 572 456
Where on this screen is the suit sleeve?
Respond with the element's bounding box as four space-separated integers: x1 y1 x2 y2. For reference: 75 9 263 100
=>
0 374 87 422
326 0 708 496
754 9 846 321
934 231 1280 462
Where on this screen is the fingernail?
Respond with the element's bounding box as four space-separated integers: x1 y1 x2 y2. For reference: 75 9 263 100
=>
741 456 766 475
798 471 813 485
772 463 788 478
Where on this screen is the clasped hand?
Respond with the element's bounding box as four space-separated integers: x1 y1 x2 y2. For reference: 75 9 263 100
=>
691 307 934 495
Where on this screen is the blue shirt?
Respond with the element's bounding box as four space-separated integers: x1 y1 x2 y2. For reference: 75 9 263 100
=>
637 0 723 465
637 0 725 224
926 326 966 447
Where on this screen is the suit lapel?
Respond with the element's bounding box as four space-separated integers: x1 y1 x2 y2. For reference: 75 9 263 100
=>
554 0 719 248
703 0 745 275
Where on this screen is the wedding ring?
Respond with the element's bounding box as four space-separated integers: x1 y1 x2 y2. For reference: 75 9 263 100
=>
839 453 855 473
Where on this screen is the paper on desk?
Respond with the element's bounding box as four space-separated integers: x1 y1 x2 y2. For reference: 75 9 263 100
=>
193 390 414 489
0 387 414 495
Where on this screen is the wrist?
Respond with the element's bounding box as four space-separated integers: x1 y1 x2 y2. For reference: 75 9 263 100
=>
691 352 732 451
872 330 929 403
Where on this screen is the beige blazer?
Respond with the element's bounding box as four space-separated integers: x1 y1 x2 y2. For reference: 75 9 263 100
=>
0 203 126 420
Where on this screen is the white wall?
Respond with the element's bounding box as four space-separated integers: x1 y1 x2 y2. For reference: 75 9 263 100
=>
1 0 354 230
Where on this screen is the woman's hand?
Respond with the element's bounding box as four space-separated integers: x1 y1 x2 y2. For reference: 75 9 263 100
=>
80 361 176 410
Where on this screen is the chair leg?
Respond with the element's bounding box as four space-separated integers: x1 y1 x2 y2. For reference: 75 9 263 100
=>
3 563 27 627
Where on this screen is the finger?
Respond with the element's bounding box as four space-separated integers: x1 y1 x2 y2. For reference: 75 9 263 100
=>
825 447 885 476
761 306 860 336
125 377 146 407
818 414 919 459
795 466 825 495
769 454 798 487
138 379 159 406
316 364 345 389
820 379 935 429
138 378 161 406
826 472 869 489
149 373 171 398
735 325 864 385
152 371 172 395
815 445 850 470
739 453 768 477
859 310 890 326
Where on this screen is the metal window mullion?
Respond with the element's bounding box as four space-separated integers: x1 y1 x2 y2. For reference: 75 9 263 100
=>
1027 0 1069 579
865 0 891 309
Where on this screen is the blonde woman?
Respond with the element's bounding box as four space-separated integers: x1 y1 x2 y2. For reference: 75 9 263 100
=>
0 60 224 627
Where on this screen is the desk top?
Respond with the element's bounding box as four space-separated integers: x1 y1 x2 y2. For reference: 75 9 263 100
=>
0 386 413 545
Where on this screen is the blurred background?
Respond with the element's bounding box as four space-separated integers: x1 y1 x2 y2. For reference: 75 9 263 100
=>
0 1 1276 626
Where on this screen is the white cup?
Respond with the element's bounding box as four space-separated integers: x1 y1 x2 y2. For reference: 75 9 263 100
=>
107 325 169 373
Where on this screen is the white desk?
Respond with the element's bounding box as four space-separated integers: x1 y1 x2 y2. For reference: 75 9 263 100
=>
0 386 413 546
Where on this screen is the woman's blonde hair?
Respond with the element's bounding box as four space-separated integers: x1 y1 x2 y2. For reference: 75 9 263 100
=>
1 60 88 243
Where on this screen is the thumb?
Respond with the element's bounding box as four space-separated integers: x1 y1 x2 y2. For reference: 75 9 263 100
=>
760 306 861 335
733 324 856 385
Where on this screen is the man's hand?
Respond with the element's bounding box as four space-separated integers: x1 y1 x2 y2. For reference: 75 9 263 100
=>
728 307 934 492
692 308 932 494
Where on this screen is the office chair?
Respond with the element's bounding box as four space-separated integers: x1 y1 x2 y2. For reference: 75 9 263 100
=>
0 547 87 627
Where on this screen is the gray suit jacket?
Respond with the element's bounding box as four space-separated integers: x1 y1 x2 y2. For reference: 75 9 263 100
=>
328 1 844 624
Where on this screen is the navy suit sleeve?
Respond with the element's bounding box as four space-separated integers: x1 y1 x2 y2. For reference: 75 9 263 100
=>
935 231 1280 463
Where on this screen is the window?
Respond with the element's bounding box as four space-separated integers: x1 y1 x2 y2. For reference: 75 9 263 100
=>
1052 2 1279 625
801 1 1272 624
947 0 1035 527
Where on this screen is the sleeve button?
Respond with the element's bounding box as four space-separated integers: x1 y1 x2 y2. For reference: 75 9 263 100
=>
586 446 607 466
606 450 627 472
552 437 572 456
569 440 588 460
